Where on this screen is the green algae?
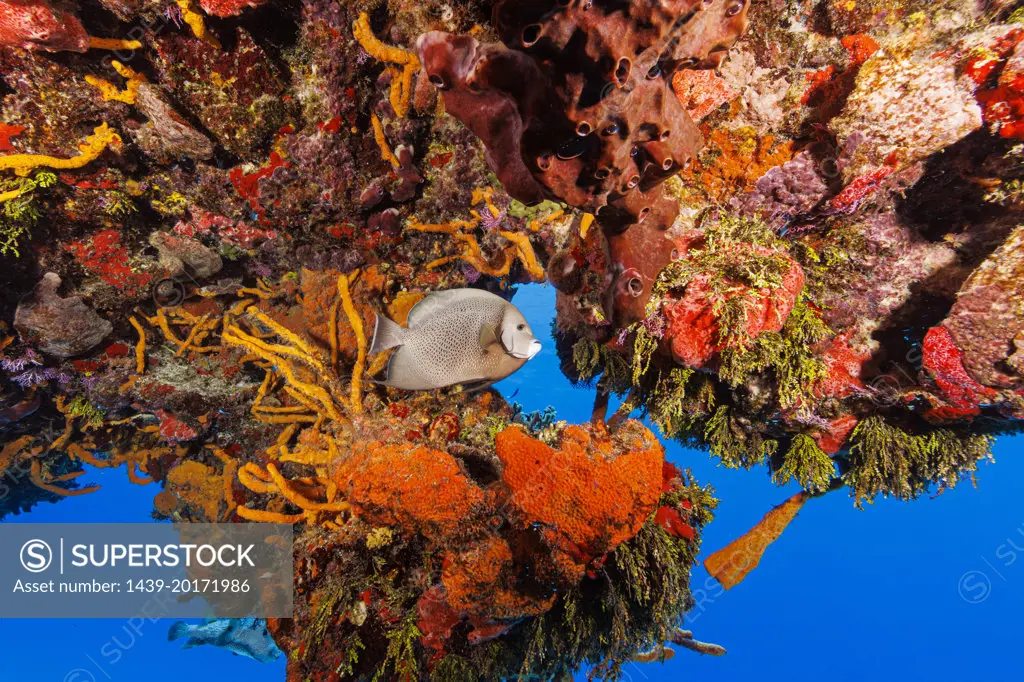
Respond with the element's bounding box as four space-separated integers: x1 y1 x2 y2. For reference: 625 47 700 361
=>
704 405 779 469
718 296 832 407
773 433 836 493
375 609 422 682
844 416 995 508
65 395 106 429
0 171 55 257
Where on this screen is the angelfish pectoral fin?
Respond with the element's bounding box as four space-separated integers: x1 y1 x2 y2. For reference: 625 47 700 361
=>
479 323 499 347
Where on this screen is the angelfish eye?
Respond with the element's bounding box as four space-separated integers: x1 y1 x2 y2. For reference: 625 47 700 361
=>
517 324 525 331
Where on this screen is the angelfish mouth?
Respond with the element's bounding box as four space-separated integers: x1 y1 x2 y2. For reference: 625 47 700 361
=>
509 339 542 360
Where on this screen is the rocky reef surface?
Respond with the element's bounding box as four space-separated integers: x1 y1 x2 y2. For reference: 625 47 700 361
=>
0 0 1022 679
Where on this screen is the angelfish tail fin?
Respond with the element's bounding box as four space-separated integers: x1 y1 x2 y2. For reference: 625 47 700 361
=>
369 314 405 355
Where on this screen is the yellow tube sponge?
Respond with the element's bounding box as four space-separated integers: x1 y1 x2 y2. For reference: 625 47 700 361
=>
129 315 146 374
352 12 420 118
88 37 144 51
338 271 366 414
85 61 146 104
0 124 121 177
371 114 401 168
175 0 221 49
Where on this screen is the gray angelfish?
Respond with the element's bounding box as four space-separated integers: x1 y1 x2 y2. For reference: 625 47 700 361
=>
369 288 541 391
168 618 282 663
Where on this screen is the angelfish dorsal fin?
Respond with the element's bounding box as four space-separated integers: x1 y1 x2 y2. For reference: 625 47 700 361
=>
479 323 499 347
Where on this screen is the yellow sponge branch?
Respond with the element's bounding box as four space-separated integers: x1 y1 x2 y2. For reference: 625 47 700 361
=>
371 114 401 168
353 12 420 118
0 123 121 177
88 37 144 51
85 61 146 104
175 0 221 49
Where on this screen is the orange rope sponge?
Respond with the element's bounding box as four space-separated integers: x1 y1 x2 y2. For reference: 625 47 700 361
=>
0 435 34 474
127 460 153 485
30 460 100 497
265 463 350 512
236 506 304 524
337 271 366 413
129 315 146 373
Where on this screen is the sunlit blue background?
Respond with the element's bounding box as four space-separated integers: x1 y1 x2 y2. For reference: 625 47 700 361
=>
2 283 1021 681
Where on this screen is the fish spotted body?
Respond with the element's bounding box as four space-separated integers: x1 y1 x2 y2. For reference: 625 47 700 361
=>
369 288 541 391
168 618 282 663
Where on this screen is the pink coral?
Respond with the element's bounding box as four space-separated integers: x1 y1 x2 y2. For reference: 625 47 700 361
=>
812 333 868 400
813 414 859 455
922 326 996 418
199 0 267 17
662 244 805 369
0 0 88 52
155 409 201 443
219 222 278 249
174 209 233 238
828 156 896 213
174 210 277 249
672 69 735 121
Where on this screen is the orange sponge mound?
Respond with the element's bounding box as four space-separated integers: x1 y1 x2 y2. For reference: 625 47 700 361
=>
332 440 487 542
495 421 664 564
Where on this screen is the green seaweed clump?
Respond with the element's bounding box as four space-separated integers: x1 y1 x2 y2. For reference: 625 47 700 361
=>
773 433 836 493
0 171 56 257
704 405 779 469
64 395 106 429
569 336 630 388
843 417 995 508
717 297 832 408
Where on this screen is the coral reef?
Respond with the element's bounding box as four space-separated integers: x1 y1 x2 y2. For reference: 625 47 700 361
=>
0 0 1021 675
548 0 1024 532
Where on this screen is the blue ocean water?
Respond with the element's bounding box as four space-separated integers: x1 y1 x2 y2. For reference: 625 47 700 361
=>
1 282 1021 681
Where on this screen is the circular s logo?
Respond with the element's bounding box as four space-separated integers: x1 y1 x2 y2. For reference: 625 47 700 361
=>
20 539 52 573
958 570 991 604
